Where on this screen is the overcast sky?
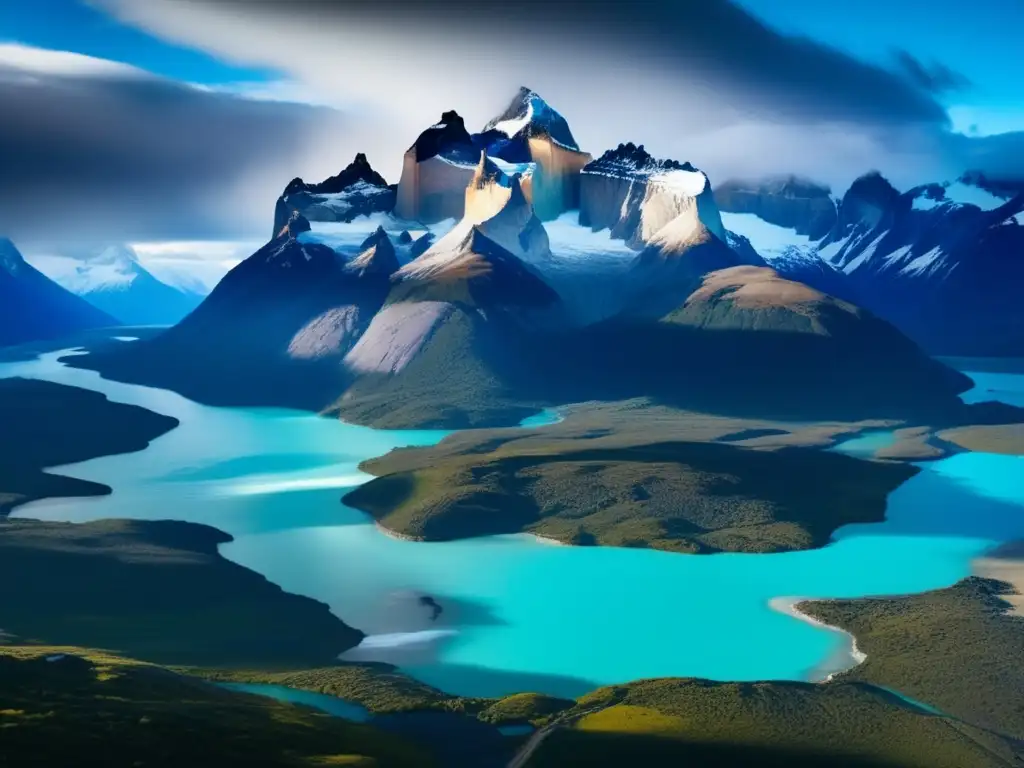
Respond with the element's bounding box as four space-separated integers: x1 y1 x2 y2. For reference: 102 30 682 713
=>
1 0 1023 249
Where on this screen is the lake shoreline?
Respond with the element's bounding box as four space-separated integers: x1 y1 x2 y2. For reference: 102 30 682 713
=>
769 596 867 681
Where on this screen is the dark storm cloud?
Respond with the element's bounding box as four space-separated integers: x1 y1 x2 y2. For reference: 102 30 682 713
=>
893 50 973 94
0 61 342 244
163 0 950 127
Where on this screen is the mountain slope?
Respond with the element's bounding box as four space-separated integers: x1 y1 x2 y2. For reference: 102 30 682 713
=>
566 264 971 421
336 189 564 427
0 238 115 347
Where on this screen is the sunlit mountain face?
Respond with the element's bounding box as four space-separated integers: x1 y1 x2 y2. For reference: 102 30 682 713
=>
2 3 1023 768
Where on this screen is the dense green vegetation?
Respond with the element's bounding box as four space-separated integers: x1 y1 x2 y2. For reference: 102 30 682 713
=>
345 422 917 552
803 578 1024 740
0 377 178 516
200 666 573 726
0 518 363 667
526 678 1021 767
0 649 433 767
198 664 458 715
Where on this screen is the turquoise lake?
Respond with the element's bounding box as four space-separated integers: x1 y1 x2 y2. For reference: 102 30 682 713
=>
4 347 1024 699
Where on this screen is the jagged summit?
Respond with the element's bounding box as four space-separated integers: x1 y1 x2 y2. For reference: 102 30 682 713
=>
483 86 581 152
393 224 560 313
284 153 390 196
347 227 399 278
400 175 551 282
274 154 396 237
410 110 477 164
584 143 696 178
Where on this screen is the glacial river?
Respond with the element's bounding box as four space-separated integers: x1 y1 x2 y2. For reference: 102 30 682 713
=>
4 345 1023 698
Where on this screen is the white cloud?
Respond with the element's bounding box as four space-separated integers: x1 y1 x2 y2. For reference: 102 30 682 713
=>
0 42 149 79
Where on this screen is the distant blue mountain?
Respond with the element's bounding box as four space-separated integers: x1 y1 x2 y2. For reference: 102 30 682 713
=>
0 238 114 347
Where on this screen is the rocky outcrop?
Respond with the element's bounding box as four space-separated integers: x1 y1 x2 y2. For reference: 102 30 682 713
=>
272 154 395 238
580 144 727 250
0 238 114 347
714 176 837 240
463 152 535 224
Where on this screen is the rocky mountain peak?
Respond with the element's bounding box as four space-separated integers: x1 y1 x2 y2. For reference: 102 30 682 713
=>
585 143 695 178
411 110 476 163
484 87 581 152
347 227 399 278
282 154 389 198
844 171 900 208
832 171 900 234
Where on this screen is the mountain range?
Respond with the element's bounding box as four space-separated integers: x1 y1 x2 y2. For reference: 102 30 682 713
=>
716 172 1024 356
50 87 1001 430
27 245 206 327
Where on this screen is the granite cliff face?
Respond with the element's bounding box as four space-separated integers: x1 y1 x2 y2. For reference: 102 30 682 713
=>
0 238 114 347
395 89 592 224
394 111 479 222
273 154 396 238
579 144 727 250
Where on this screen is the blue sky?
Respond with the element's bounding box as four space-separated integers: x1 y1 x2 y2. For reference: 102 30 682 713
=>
0 0 273 85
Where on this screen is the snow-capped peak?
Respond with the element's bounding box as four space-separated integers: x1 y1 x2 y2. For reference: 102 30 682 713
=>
59 244 145 293
483 87 581 151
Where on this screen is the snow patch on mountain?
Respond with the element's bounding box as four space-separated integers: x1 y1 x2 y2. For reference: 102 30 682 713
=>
652 169 710 198
841 230 889 274
488 97 534 142
719 212 813 255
